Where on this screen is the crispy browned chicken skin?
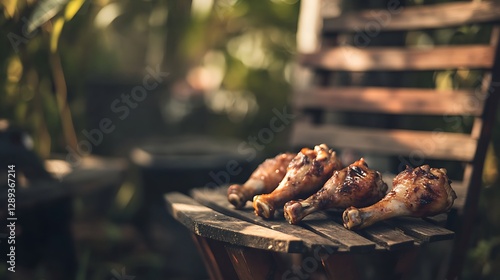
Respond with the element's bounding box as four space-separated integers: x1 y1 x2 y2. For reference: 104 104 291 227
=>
343 165 457 230
253 144 342 219
284 158 388 224
227 153 295 209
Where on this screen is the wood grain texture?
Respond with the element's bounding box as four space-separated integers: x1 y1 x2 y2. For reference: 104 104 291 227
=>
361 224 416 251
191 187 341 252
225 245 278 280
192 235 239 280
299 45 494 71
321 254 362 280
291 121 477 161
300 212 377 252
164 192 304 253
294 87 483 116
323 1 500 33
388 217 455 243
184 187 456 253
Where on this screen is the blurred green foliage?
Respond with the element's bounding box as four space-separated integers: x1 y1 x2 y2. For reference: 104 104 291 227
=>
1 0 301 157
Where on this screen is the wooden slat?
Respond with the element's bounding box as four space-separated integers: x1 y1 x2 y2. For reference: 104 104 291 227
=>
323 2 500 33
164 192 304 253
300 212 378 252
191 187 341 252
424 213 449 227
294 87 483 116
291 121 477 162
361 224 416 251
389 217 455 243
316 212 416 251
299 45 494 71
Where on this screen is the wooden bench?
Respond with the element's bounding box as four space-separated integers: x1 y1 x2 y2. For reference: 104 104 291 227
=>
166 187 454 279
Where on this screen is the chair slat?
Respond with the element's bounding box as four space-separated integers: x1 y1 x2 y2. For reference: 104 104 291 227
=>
323 1 500 33
291 121 476 162
294 87 483 116
299 45 494 71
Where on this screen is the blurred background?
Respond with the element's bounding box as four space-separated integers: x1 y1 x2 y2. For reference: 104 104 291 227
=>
0 0 499 279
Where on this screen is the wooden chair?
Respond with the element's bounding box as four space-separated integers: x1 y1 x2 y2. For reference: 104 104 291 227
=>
290 1 500 279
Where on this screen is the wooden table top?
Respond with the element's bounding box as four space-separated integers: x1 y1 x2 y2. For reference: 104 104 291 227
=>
165 186 454 254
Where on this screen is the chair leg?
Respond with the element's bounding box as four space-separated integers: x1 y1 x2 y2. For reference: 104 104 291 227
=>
368 249 420 280
321 248 419 280
191 234 238 280
392 247 419 280
225 244 281 280
321 253 361 280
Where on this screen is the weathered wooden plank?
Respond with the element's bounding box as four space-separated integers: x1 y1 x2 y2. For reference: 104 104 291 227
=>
323 2 500 33
389 217 455 243
299 45 494 71
291 121 477 162
191 187 341 252
164 192 304 253
294 87 483 116
361 224 416 251
300 212 377 252
424 213 449 227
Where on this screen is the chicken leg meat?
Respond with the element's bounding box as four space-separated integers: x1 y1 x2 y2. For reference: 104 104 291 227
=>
227 152 295 208
253 144 342 219
342 165 457 230
284 158 388 224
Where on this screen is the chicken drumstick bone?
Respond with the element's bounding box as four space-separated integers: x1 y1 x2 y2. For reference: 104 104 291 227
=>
253 144 342 219
227 152 295 209
343 165 457 230
284 158 388 224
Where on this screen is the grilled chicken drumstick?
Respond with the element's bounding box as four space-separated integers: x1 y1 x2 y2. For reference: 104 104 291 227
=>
343 165 457 230
227 152 295 208
284 158 388 224
253 144 342 219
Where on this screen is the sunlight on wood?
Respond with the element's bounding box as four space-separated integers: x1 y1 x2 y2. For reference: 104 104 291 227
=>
172 203 210 213
296 0 321 54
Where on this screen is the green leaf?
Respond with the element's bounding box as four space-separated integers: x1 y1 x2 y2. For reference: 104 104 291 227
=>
1 0 19 19
64 0 86 21
50 16 65 53
27 0 69 34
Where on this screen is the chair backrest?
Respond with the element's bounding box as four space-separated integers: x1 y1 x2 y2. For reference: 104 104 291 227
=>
290 1 500 278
